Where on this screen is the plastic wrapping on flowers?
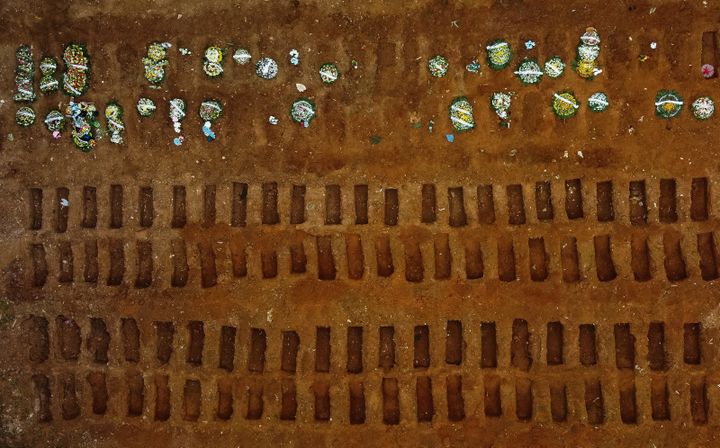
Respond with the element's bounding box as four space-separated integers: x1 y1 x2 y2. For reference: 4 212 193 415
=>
143 42 170 85
15 107 35 127
105 102 125 144
319 62 340 84
289 49 300 66
169 98 186 133
691 96 714 120
486 39 512 70
428 55 449 78
66 101 99 152
256 57 278 79
514 59 543 85
62 43 91 97
449 97 475 132
655 90 683 119
203 45 224 78
466 59 481 73
13 45 36 102
290 98 316 127
136 97 156 117
552 91 580 119
588 92 609 112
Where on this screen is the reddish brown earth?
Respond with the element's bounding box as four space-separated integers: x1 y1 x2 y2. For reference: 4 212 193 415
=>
2 0 720 446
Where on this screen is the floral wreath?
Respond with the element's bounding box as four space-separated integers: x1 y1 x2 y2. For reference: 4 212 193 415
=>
449 97 475 132
486 39 512 70
136 97 156 117
105 101 125 144
544 56 565 79
655 90 683 119
62 43 91 97
256 57 279 80
290 98 317 127
588 92 609 112
552 90 580 119
428 55 449 78
514 58 543 85
144 42 170 85
203 45 225 78
14 45 36 102
44 110 65 134
691 96 714 120
319 62 340 84
15 106 35 127
199 99 224 122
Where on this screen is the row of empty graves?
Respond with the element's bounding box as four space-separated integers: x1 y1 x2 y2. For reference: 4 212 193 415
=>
26 177 716 231
23 175 720 287
26 228 720 287
24 316 714 425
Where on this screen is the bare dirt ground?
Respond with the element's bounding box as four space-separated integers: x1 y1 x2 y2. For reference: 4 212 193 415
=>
1 0 720 446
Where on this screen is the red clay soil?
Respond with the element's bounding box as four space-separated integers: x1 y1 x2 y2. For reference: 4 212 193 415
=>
1 0 720 446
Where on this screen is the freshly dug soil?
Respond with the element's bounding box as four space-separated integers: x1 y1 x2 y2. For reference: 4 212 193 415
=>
1 0 720 446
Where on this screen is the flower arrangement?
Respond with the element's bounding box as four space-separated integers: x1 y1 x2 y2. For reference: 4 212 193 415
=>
136 97 156 117
574 27 602 80
655 90 683 119
490 92 512 127
290 98 316 127
14 45 36 102
486 39 512 70
428 55 449 78
203 45 224 78
199 99 223 122
233 48 252 65
169 98 186 133
574 59 597 79
588 92 609 112
577 43 600 62
691 96 714 120
66 101 99 151
105 102 125 144
40 57 57 74
319 62 340 84
449 97 475 132
39 57 59 94
256 57 278 79
62 43 91 97
701 64 715 79
44 110 65 138
466 59 480 73
289 49 300 66
514 58 543 85
15 106 35 127
552 90 580 119
198 99 223 142
544 56 565 79
143 42 170 85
